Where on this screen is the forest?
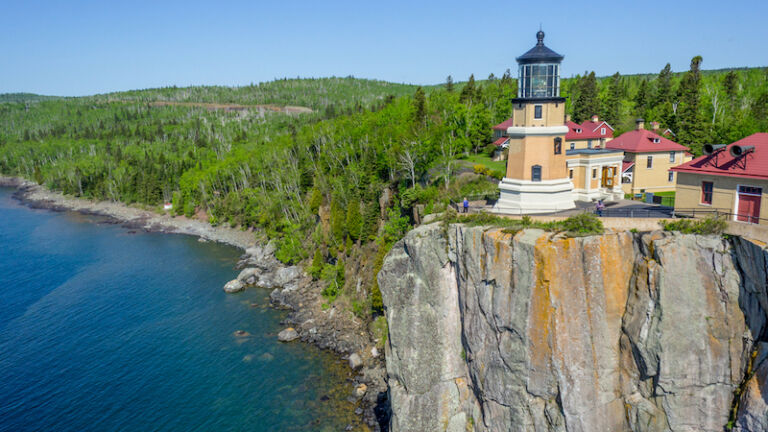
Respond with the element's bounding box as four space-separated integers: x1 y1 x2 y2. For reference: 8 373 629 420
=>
1 62 767 320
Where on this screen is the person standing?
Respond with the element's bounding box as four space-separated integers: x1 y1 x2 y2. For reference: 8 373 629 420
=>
463 197 469 214
596 199 605 217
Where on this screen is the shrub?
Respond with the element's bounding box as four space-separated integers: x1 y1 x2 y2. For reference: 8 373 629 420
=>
489 170 505 180
661 216 727 235
485 142 498 157
473 164 490 176
308 249 324 279
275 224 308 265
369 316 388 349
321 260 345 302
560 213 604 236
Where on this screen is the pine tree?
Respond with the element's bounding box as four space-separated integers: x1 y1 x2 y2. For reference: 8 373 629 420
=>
654 63 673 106
677 56 706 150
309 249 324 279
634 79 650 117
722 71 738 109
602 72 623 125
446 75 454 93
460 74 477 104
573 71 599 123
330 198 346 243
345 200 362 241
501 68 513 88
412 87 426 126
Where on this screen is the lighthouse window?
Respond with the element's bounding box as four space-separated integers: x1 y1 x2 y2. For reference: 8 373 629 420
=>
534 105 542 119
554 137 562 154
531 165 542 182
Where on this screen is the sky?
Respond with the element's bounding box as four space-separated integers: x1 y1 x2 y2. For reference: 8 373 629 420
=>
1 0 767 96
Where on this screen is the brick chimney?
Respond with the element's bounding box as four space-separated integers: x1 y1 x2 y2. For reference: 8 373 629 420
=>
591 115 599 123
650 121 660 132
635 118 645 130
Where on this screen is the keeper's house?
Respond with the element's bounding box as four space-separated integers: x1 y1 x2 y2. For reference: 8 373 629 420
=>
671 133 768 224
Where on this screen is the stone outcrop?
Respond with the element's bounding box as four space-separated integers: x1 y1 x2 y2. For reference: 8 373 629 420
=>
378 224 768 432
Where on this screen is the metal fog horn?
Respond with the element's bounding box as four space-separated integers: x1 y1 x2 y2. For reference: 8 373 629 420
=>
703 144 726 155
730 145 755 157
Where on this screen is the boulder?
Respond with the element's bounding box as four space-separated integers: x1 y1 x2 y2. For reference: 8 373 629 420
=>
277 327 299 342
355 383 368 398
223 279 244 293
348 352 363 370
237 267 259 285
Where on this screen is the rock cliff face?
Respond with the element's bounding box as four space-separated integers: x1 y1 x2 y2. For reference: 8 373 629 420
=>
378 224 768 432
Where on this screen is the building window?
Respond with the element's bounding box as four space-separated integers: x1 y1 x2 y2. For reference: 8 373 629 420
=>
570 142 575 150
738 185 762 195
647 155 653 168
668 172 674 182
592 168 597 179
569 169 573 179
701 181 713 205
554 137 562 155
601 127 606 135
669 151 675 163
531 165 542 182
534 105 542 119
588 140 593 149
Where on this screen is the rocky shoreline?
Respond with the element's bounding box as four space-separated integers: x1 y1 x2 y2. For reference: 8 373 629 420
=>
1 176 389 431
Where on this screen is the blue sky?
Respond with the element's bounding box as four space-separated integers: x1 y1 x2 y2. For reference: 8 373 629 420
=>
2 0 766 96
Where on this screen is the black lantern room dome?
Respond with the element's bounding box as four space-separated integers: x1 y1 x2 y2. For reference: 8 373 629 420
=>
515 30 564 102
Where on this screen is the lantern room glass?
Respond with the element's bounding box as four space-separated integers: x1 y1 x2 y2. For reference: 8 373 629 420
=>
518 63 560 98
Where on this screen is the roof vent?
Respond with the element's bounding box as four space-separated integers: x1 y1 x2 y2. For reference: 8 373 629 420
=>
576 128 582 133
730 145 755 158
652 138 661 143
703 144 726 155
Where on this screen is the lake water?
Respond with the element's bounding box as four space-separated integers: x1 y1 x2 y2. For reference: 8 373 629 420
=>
0 187 362 431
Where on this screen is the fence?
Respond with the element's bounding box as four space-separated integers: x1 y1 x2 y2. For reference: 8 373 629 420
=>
672 208 768 225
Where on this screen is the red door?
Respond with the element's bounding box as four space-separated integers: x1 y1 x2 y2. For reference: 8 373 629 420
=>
737 193 761 223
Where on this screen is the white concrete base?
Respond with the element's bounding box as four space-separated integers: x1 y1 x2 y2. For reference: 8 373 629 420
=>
573 186 624 202
493 177 576 214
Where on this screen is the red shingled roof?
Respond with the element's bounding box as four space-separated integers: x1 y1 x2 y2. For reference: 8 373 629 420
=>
671 133 768 180
622 161 634 173
605 129 689 153
565 120 614 140
493 118 514 131
493 137 509 147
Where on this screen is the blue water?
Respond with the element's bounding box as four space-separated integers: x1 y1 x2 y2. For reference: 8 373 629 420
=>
0 188 360 432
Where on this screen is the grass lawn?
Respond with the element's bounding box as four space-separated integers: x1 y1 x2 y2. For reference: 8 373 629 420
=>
460 154 507 173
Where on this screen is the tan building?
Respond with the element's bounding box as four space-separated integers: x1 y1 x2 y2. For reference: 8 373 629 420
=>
606 119 693 196
565 149 624 202
494 30 575 213
671 133 768 224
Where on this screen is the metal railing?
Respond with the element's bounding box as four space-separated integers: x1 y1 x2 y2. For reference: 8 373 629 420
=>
672 208 768 225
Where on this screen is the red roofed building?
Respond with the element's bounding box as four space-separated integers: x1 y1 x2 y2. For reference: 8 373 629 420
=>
671 133 768 223
605 119 693 195
492 118 515 138
565 115 614 150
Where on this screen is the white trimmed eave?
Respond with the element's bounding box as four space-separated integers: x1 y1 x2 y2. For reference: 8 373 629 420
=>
506 125 569 138
566 155 625 167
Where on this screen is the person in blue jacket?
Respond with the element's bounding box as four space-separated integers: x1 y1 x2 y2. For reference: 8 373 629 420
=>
463 197 469 213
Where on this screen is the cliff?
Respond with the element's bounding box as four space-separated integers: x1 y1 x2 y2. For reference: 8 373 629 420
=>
378 223 768 432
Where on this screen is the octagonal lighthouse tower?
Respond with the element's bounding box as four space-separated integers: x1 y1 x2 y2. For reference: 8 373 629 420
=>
494 31 575 214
